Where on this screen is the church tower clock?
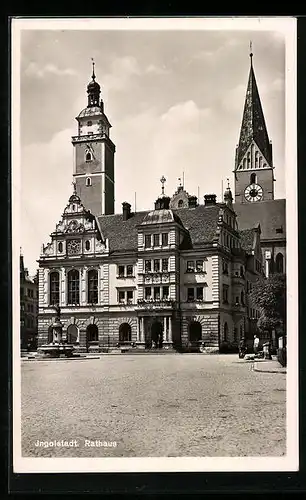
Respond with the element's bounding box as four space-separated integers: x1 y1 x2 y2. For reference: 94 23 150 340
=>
72 61 115 216
234 51 275 204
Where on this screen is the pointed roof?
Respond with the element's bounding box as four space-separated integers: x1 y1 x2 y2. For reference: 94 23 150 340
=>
236 53 272 169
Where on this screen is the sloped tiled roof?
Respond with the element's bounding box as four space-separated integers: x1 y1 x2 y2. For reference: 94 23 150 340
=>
234 199 286 242
97 204 220 253
239 228 256 253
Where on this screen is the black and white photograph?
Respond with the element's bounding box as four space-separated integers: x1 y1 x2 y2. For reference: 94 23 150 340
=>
12 17 298 473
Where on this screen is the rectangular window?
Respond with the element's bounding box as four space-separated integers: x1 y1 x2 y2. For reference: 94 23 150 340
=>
196 287 203 300
162 258 168 272
162 286 169 299
187 287 195 301
223 285 228 303
187 261 195 273
118 265 125 278
162 233 168 246
223 260 228 274
118 291 125 304
154 287 160 300
127 290 133 304
88 269 98 304
145 260 152 272
153 234 160 247
145 235 151 248
154 259 160 272
145 287 152 299
196 260 204 272
126 265 133 277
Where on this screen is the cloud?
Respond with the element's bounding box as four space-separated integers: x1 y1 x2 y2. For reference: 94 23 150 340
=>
221 84 246 113
103 56 170 93
24 62 77 78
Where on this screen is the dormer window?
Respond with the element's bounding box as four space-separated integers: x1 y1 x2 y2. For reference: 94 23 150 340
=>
85 151 92 162
58 242 63 253
87 120 92 126
178 199 184 207
86 177 92 187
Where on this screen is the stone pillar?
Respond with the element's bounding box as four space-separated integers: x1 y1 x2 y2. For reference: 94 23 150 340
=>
163 316 167 342
141 317 145 343
136 316 145 348
136 317 140 342
169 317 173 343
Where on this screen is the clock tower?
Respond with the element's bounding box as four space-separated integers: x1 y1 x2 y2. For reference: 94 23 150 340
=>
234 51 274 204
72 62 115 216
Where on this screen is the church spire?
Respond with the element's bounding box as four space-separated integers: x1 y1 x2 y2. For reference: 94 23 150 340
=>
235 49 272 170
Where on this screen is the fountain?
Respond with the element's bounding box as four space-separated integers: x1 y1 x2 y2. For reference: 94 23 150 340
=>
37 304 75 358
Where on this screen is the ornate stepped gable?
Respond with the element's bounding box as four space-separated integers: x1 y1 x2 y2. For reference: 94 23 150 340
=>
40 186 108 259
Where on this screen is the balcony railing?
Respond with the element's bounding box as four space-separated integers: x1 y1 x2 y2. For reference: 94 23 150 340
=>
136 298 174 309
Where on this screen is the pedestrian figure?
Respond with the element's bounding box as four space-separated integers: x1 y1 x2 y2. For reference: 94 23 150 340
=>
239 338 246 358
253 334 259 355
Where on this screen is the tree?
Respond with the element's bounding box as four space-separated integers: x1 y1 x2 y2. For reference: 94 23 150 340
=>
250 273 286 337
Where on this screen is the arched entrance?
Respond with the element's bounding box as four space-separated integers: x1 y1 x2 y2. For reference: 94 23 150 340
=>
119 323 132 344
188 321 202 343
151 320 163 348
86 324 98 351
67 324 78 344
48 325 53 343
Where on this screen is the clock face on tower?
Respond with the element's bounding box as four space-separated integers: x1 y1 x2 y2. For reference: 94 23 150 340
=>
244 183 263 202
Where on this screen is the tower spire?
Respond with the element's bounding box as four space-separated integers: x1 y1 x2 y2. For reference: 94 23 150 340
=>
91 57 96 80
235 48 272 170
87 59 101 107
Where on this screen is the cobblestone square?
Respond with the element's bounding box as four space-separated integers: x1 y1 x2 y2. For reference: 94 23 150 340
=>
21 354 286 457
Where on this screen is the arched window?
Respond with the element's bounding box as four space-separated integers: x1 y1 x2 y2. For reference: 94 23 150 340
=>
247 152 251 167
224 322 228 342
67 269 80 305
85 240 90 251
250 173 257 184
85 151 92 162
255 151 259 167
178 199 184 208
86 177 91 187
240 265 244 277
86 324 98 343
241 291 245 305
67 324 78 343
49 272 59 305
119 323 132 343
275 253 284 274
58 242 63 253
240 324 243 339
243 158 246 169
87 269 98 304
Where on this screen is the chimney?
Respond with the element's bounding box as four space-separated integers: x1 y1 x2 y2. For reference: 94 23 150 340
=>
188 195 198 208
122 202 131 221
204 194 217 206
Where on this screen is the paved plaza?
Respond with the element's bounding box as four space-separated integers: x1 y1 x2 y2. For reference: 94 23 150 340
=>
21 354 286 457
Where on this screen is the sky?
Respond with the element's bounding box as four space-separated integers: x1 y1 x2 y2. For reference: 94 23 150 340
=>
16 20 288 276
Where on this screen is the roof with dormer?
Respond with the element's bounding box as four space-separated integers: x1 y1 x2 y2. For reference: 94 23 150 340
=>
97 204 222 253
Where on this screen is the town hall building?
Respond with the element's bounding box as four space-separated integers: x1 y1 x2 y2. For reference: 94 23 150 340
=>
37 54 286 353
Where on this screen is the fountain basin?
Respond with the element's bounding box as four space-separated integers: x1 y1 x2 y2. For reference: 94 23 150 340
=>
37 343 75 358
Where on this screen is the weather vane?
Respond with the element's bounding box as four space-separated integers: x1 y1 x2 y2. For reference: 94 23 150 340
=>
160 175 166 195
250 40 253 59
72 180 77 194
178 177 182 187
227 177 230 189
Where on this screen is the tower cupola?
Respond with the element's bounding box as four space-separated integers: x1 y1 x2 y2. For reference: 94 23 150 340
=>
87 60 101 107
